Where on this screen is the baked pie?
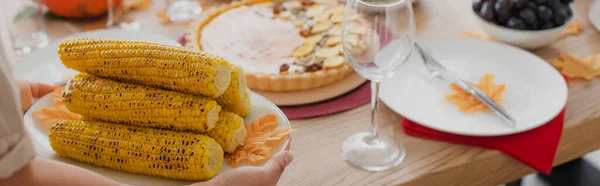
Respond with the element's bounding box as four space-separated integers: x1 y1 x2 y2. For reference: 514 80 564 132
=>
186 0 367 91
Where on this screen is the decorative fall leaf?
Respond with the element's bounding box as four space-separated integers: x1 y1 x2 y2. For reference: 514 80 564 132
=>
557 53 600 80
558 20 583 39
51 87 64 106
32 86 81 132
445 73 506 113
227 113 293 167
32 105 81 132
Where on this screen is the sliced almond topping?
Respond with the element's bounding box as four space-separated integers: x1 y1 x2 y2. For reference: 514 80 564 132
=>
315 11 332 21
331 13 343 23
326 35 341 46
314 46 339 58
279 11 292 20
312 20 332 33
331 6 344 14
293 20 305 27
329 24 342 35
306 5 327 18
346 34 360 46
348 23 366 34
293 43 316 57
324 56 346 68
333 44 344 54
305 34 324 44
316 6 336 21
283 1 303 10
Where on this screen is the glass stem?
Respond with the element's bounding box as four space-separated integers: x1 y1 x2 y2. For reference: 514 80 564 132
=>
106 0 115 27
370 81 380 138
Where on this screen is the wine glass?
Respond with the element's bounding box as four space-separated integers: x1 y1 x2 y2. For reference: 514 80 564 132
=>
340 0 415 171
106 0 141 30
166 0 203 22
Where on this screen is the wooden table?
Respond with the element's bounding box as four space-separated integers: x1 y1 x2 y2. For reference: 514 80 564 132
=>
3 0 600 185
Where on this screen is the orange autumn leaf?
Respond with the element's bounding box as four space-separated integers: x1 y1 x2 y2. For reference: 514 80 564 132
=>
157 9 172 25
558 20 583 39
445 73 506 113
555 53 600 80
227 113 293 167
247 113 278 136
32 105 81 131
51 87 64 106
33 86 81 131
547 58 565 70
264 128 294 142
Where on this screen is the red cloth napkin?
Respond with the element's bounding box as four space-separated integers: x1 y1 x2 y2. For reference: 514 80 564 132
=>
402 76 568 174
280 82 370 119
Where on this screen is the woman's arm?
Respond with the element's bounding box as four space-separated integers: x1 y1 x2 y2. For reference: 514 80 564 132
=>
0 157 125 186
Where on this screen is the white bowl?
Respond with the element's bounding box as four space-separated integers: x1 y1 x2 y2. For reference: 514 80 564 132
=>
473 5 575 50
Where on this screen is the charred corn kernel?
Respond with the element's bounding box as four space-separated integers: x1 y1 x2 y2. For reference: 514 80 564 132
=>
205 111 246 153
58 38 232 98
49 120 224 181
63 73 221 132
215 65 251 117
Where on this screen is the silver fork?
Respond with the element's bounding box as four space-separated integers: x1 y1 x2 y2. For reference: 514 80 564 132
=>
414 42 517 128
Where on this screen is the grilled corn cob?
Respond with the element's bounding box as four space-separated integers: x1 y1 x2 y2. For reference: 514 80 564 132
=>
206 111 247 153
58 38 232 98
215 65 251 117
63 73 221 132
49 120 224 180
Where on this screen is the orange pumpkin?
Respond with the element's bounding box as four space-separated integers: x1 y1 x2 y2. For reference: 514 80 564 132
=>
41 0 123 19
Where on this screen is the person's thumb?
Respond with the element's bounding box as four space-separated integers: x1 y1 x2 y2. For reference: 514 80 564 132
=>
263 150 293 178
30 82 57 98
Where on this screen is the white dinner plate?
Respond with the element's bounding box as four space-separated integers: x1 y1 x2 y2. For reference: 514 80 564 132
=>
589 0 600 32
13 29 181 85
24 91 291 186
380 38 568 136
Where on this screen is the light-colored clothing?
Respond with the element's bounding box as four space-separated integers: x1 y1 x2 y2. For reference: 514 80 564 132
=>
0 59 35 178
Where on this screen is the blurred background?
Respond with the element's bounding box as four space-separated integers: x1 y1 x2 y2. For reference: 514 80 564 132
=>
0 0 212 62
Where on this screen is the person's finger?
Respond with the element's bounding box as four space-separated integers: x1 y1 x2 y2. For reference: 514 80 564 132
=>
262 150 293 178
30 82 57 98
17 80 34 112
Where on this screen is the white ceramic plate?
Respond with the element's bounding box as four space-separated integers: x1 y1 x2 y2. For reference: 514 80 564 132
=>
590 1 600 32
24 91 291 186
380 39 568 136
13 29 181 85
